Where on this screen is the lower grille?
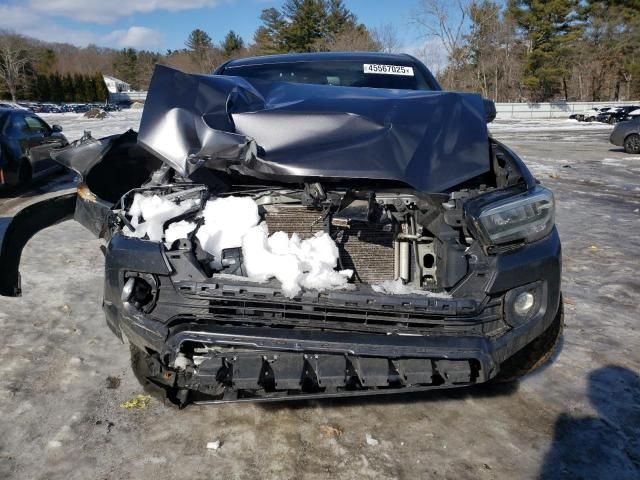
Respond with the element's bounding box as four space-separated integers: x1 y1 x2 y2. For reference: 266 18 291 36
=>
262 204 395 283
167 282 505 336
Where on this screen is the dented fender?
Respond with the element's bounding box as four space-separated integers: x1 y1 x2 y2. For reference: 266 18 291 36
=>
0 187 77 296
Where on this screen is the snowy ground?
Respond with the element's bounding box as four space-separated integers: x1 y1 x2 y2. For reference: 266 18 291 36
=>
39 110 613 143
40 110 144 142
1 115 639 479
490 117 613 133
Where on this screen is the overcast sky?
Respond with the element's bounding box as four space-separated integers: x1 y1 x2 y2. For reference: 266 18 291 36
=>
0 0 441 52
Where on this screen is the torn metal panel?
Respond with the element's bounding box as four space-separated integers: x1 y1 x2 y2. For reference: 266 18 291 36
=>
49 131 164 240
138 65 490 193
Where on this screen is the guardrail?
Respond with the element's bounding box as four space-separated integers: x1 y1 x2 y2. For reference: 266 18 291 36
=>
495 101 639 119
110 91 638 120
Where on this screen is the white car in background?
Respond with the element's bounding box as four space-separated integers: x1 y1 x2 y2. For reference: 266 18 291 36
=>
573 107 611 122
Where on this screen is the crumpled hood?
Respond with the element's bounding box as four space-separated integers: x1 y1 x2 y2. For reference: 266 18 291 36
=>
138 65 490 193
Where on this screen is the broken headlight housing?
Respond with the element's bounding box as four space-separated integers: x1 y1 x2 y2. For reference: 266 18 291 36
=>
466 187 555 246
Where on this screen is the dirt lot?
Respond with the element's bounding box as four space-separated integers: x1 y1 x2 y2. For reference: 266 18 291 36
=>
1 116 639 479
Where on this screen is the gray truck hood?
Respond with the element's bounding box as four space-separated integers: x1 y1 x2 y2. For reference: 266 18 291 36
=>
138 65 490 193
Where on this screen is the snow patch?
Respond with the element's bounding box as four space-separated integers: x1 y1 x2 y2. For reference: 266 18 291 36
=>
365 433 379 446
206 440 221 450
602 157 640 167
164 220 197 246
242 224 353 297
124 193 196 242
196 196 261 270
130 194 354 297
372 279 451 298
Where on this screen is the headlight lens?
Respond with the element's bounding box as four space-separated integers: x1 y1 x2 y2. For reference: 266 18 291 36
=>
469 187 555 245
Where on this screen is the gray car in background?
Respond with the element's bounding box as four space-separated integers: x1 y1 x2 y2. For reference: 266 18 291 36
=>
610 117 640 154
0 108 68 187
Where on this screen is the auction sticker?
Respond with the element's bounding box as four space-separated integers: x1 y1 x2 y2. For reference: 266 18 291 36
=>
363 64 414 76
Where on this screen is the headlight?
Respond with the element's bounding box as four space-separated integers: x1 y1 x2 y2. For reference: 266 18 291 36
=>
467 187 555 245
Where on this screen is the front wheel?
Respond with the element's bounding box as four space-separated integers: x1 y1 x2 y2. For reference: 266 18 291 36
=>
494 302 564 383
624 134 640 154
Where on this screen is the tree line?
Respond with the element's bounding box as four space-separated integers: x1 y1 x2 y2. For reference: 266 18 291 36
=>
29 73 109 103
1 0 639 103
420 0 640 102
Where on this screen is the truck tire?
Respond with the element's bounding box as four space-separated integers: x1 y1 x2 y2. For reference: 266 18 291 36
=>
494 302 564 383
624 134 640 154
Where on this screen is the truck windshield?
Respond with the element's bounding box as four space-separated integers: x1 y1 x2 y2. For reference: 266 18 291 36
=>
222 60 434 91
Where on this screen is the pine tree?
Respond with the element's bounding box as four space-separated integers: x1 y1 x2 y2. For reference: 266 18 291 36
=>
325 0 357 35
72 73 83 102
254 8 288 54
36 74 50 101
254 0 371 53
61 73 74 102
509 0 581 101
84 74 96 101
281 0 327 52
49 73 63 102
113 48 138 88
185 29 214 70
580 0 640 100
222 30 245 57
94 72 109 102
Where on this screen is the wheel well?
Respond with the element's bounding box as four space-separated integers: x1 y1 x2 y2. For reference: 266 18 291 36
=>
624 132 640 141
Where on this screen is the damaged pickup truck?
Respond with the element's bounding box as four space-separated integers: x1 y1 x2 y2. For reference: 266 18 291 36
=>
0 53 562 405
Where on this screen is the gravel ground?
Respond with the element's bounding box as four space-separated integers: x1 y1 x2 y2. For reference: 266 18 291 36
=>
0 115 639 479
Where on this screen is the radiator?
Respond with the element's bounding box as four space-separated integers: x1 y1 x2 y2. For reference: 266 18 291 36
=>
262 204 395 284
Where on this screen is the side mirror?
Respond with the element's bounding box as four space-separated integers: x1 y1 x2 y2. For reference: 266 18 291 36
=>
52 124 63 133
483 99 496 123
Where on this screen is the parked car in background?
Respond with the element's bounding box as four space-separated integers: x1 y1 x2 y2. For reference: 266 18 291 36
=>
623 108 640 120
73 104 91 113
596 105 640 124
17 102 35 112
610 116 640 154
595 107 622 123
582 107 613 122
571 109 588 121
0 107 68 187
102 103 121 112
39 104 63 114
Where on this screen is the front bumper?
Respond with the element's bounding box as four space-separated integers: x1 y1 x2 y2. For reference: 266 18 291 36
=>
610 130 623 147
104 229 562 402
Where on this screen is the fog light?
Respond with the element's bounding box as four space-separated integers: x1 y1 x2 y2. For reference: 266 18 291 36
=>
505 282 545 327
514 291 535 316
122 274 157 313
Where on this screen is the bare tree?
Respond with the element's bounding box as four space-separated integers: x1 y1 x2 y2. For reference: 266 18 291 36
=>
0 32 30 102
372 23 401 53
414 39 448 76
412 0 470 70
